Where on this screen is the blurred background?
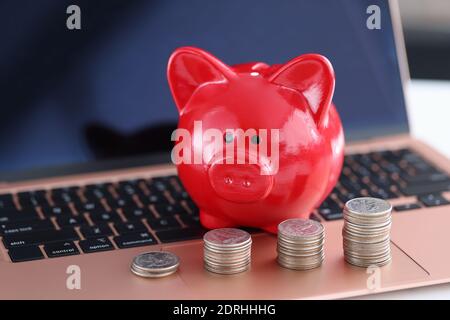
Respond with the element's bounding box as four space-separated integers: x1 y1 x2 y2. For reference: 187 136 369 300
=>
398 0 450 159
399 0 450 79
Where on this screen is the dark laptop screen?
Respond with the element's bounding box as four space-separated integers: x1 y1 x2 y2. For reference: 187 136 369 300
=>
0 0 408 178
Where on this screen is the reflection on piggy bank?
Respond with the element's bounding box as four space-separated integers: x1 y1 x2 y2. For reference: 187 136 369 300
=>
167 47 344 233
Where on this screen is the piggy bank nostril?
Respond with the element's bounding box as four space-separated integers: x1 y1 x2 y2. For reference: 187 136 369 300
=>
242 180 251 188
224 176 233 185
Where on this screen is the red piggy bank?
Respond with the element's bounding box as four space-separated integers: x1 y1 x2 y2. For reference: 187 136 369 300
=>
168 47 344 233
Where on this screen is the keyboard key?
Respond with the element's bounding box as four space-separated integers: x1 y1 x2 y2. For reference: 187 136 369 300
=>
319 197 340 209
0 194 14 209
380 162 401 174
371 175 396 189
402 172 450 184
51 190 78 205
149 178 169 192
154 204 189 216
80 224 113 238
156 227 205 243
40 205 72 217
84 184 110 201
8 245 44 262
337 192 358 204
88 210 122 223
340 179 368 194
79 237 114 253
17 190 48 207
317 199 343 220
413 162 440 174
184 200 199 215
418 194 450 207
401 180 450 196
403 154 440 174
165 174 180 182
180 215 201 227
117 179 142 187
351 165 372 179
147 217 181 231
164 178 190 199
371 188 397 200
56 215 87 227
354 154 373 168
170 190 190 201
2 228 79 248
0 219 54 235
116 182 141 197
113 232 157 248
139 193 169 205
122 207 153 220
0 209 39 223
394 203 422 211
114 221 147 234
44 241 80 258
51 186 79 195
107 197 134 209
84 183 112 192
75 201 103 213
319 211 343 221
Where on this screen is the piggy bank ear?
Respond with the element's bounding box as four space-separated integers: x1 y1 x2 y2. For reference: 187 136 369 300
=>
167 47 235 113
269 54 335 127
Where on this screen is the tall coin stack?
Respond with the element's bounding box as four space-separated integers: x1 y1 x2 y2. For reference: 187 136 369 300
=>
277 218 325 270
203 228 252 275
343 197 392 267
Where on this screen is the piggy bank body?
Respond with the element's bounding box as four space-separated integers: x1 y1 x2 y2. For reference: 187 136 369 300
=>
168 47 344 233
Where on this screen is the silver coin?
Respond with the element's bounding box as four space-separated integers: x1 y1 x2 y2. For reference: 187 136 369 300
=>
132 251 180 273
204 241 252 253
204 228 251 247
278 219 324 239
277 219 325 271
130 265 179 278
278 253 324 264
345 256 391 268
345 197 392 216
342 197 393 268
278 236 324 247
204 252 250 262
205 262 250 275
203 228 252 275
277 248 324 257
278 255 324 270
204 257 251 268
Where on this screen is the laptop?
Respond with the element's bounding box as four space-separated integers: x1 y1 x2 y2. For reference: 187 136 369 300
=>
1 0 449 299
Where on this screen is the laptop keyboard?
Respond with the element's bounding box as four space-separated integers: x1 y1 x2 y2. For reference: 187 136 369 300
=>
1 148 450 263
318 148 450 221
1 176 203 262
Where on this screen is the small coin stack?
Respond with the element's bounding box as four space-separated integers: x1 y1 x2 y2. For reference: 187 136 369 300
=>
277 218 325 270
203 228 252 275
131 251 180 278
343 197 393 268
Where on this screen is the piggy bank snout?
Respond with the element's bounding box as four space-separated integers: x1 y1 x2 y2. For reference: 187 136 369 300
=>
208 158 273 203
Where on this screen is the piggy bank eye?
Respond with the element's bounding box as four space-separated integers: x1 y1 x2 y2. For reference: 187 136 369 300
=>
224 132 234 144
251 135 260 145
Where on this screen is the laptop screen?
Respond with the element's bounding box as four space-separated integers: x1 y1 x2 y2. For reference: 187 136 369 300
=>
0 0 408 179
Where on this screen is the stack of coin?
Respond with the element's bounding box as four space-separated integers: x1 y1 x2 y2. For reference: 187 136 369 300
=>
131 251 180 278
343 197 392 268
277 218 325 270
203 228 252 275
